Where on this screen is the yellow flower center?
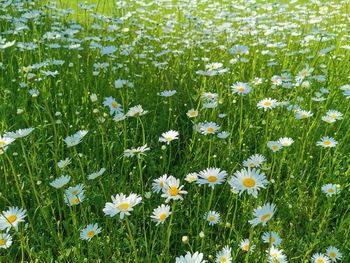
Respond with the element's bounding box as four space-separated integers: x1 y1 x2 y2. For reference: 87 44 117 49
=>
243 244 250 251
0 239 6 246
87 231 95 238
169 186 179 196
207 175 217 183
261 213 271 222
208 215 216 221
72 191 78 195
0 141 6 146
242 178 256 188
301 70 308 76
327 188 335 193
270 236 275 243
248 163 255 168
330 114 336 118
238 86 245 92
316 259 324 263
271 145 279 150
207 127 214 133
159 213 167 221
323 140 331 145
159 181 164 187
189 111 197 116
118 203 130 211
220 257 227 262
165 137 173 141
263 101 271 107
7 214 17 224
111 101 118 108
72 197 79 204
329 252 336 258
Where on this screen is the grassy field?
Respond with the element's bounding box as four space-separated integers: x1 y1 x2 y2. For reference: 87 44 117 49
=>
0 0 350 262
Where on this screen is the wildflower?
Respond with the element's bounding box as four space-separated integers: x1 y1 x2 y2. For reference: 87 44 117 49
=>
185 173 198 183
326 110 343 120
87 168 106 180
0 136 15 149
64 184 85 206
0 207 27 231
326 246 342 262
159 130 179 144
150 204 172 225
4 128 34 139
197 167 227 188
249 203 276 226
229 45 249 55
57 158 71 169
231 82 251 95
243 154 266 168
186 109 199 118
296 65 314 82
80 224 102 241
126 105 148 117
316 137 338 148
217 131 230 139
160 90 177 97
103 193 142 220
161 176 187 203
311 253 330 263
64 130 88 147
267 141 283 152
228 168 267 198
50 175 71 189
0 233 12 249
267 246 287 263
262 231 282 246
321 184 339 196
240 239 254 252
295 110 313 119
215 245 232 263
322 116 336 123
113 113 126 122
175 251 204 263
278 137 294 147
152 174 170 193
204 211 220 226
200 122 220 135
257 98 278 111
123 144 150 158
103 96 122 115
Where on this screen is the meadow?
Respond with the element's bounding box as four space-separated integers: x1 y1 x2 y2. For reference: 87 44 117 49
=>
0 0 350 262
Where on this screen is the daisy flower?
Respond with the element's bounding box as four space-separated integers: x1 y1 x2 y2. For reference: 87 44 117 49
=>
200 122 220 135
321 184 339 196
316 137 338 148
197 167 227 188
257 98 278 111
160 90 176 97
311 253 330 263
150 204 172 225
50 175 71 189
64 192 85 206
278 137 294 147
185 173 198 183
175 251 205 263
103 193 142 220
231 82 251 95
267 141 283 152
123 144 150 158
322 116 336 123
0 207 27 231
80 223 102 241
217 131 230 139
267 246 287 263
87 168 106 180
262 231 282 247
159 130 179 144
4 128 34 139
249 203 276 226
152 174 170 193
186 109 199 118
57 158 71 169
240 238 255 252
103 96 122 115
215 245 232 263
64 130 88 147
326 246 342 262
204 211 220 226
0 233 12 249
0 136 15 148
295 110 313 119
228 168 267 198
243 154 266 168
161 176 187 203
126 105 148 117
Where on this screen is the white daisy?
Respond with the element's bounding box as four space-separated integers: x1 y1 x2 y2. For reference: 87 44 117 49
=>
197 167 227 188
150 204 172 225
175 251 205 263
248 203 276 226
0 233 12 249
80 223 102 241
257 98 278 111
316 137 338 148
159 130 179 144
0 207 27 231
204 211 220 226
103 193 142 220
50 175 71 189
